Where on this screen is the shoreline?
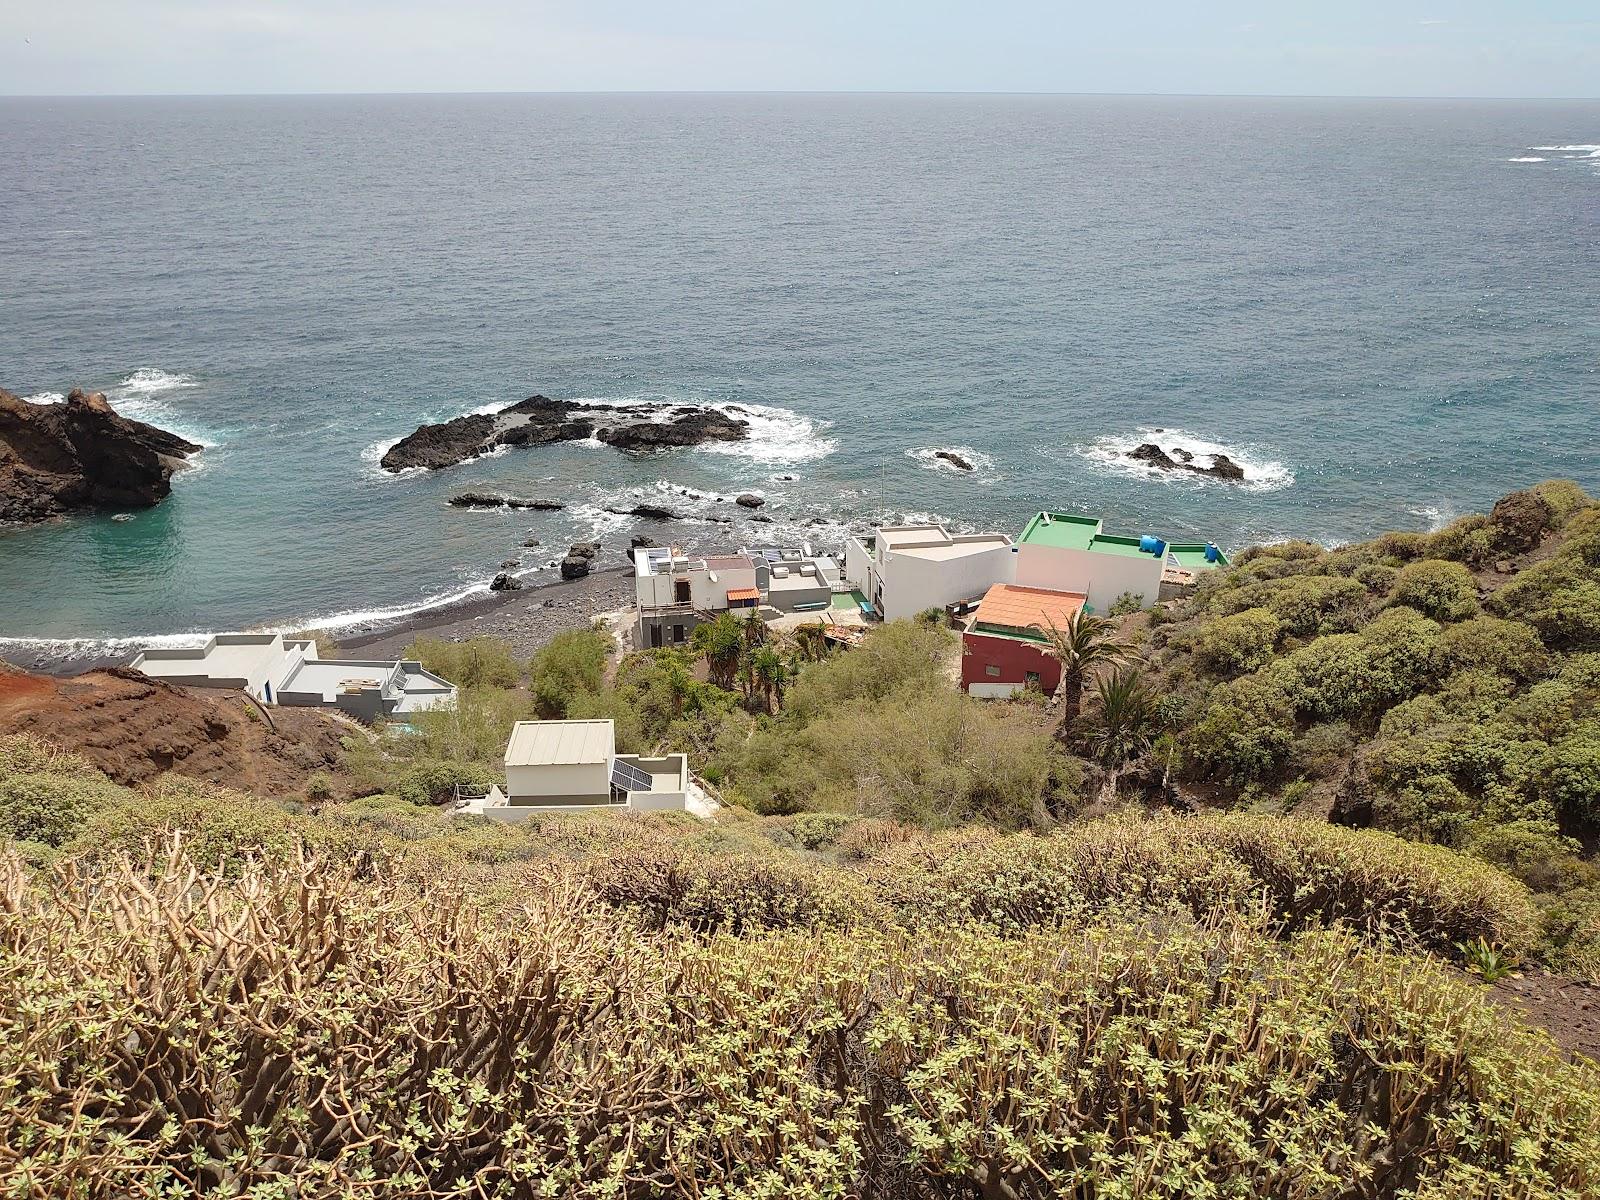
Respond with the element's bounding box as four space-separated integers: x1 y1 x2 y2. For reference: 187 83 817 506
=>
2 566 636 676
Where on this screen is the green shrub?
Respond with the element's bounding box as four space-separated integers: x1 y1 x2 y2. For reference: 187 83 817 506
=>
69 776 301 870
784 811 854 850
1391 558 1480 621
393 759 498 807
1191 606 1280 677
402 635 522 688
0 770 132 848
529 628 612 718
1439 615 1550 680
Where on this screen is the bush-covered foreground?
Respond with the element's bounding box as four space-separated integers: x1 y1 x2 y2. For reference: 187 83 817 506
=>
3 835 1599 1200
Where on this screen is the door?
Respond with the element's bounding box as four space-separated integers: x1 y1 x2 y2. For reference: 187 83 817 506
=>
650 623 663 648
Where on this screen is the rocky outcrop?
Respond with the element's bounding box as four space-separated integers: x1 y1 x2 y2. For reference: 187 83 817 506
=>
736 493 765 508
1129 443 1246 482
0 388 202 523
449 492 564 510
489 572 522 591
380 395 749 472
1487 488 1556 555
561 541 602 580
608 503 679 520
934 450 974 471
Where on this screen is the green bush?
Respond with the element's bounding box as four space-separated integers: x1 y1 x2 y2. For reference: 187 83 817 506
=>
402 635 522 689
1391 558 1480 622
529 628 613 718
1439 614 1550 680
69 776 301 870
1191 606 1280 677
0 770 132 848
393 759 498 807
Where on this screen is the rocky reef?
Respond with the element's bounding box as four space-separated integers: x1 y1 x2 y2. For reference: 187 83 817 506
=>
380 395 749 472
0 388 202 523
1128 442 1246 482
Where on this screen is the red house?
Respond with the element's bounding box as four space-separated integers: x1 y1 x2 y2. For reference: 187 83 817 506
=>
961 584 1086 698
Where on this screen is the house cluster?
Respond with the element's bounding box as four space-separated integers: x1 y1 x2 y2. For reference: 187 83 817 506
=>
843 511 1227 698
129 632 457 721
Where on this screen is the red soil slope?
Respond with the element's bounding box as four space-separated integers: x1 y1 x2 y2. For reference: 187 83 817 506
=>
0 666 357 797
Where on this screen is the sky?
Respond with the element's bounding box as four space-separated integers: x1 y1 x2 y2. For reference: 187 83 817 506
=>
2 1 1597 98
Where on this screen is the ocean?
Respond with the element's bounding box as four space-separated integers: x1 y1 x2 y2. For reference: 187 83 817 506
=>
2 92 1597 655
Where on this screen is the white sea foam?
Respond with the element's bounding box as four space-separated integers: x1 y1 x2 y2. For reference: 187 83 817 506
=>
0 631 212 667
907 446 996 475
105 368 218 448
695 401 837 465
1408 504 1458 533
21 390 65 405
1507 157 1547 163
116 368 198 398
566 502 636 545
1531 144 1600 153
1075 428 1294 493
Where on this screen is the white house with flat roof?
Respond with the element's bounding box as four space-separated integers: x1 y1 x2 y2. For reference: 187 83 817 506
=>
1012 512 1229 612
461 718 713 820
632 546 760 649
741 545 842 613
843 523 1016 622
127 633 456 722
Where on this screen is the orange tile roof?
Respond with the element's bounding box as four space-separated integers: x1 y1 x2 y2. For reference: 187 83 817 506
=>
726 586 761 602
970 584 1086 635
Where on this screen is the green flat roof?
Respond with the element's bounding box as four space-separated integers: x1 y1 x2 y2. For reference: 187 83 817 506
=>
1018 512 1099 550
1167 543 1230 568
1086 534 1148 559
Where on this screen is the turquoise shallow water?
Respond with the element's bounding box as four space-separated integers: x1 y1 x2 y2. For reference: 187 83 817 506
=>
2 93 1597 652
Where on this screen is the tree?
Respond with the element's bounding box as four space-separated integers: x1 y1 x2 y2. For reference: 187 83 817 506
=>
691 612 745 691
1084 667 1163 801
793 622 827 663
751 646 789 714
1038 611 1136 741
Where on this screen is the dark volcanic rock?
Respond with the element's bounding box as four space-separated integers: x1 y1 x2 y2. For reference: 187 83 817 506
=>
1128 442 1246 483
630 535 660 549
749 514 774 524
489 572 523 592
736 493 766 508
1172 447 1194 463
522 536 542 547
380 394 749 472
449 492 564 510
0 388 201 524
1488 488 1556 555
568 541 601 560
560 555 592 580
608 503 679 520
933 450 974 471
500 558 521 569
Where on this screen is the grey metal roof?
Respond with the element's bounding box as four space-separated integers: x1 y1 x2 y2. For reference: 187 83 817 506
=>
504 719 615 767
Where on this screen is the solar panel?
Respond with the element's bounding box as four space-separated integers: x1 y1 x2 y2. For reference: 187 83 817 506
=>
610 759 654 795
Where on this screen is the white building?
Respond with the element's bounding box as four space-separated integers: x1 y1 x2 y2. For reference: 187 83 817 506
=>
632 546 760 649
128 633 456 722
741 545 843 613
1013 512 1229 612
462 718 713 821
843 524 1016 622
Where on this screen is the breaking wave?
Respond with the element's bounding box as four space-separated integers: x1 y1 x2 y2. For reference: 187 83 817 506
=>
1507 157 1547 163
21 390 66 405
1076 428 1294 493
105 369 218 448
693 401 836 465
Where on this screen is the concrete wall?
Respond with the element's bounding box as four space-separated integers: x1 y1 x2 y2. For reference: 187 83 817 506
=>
505 760 609 804
961 630 1061 696
843 538 875 596
1014 545 1164 611
878 544 1016 622
637 610 703 650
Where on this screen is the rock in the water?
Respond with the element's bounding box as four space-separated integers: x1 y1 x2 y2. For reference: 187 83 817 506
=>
1128 442 1246 483
1202 454 1246 481
630 535 660 549
1172 447 1194 463
449 492 564 510
608 503 679 520
933 450 974 471
489 572 522 592
522 536 542 547
500 558 521 569
736 493 766 509
750 514 774 524
568 541 601 560
560 554 591 580
0 388 202 524
380 394 749 472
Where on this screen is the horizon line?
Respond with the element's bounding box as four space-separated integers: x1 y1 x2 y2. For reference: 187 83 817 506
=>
3 87 1599 102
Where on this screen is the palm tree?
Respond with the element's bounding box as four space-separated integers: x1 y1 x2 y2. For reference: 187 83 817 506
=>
793 622 827 663
691 612 744 691
751 646 789 714
1038 610 1137 742
1085 666 1163 801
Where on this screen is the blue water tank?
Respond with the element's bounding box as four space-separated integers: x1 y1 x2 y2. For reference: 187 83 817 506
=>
1139 535 1165 556
1204 542 1221 563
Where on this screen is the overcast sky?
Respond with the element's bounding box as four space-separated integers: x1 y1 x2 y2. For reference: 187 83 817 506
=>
3 1 1597 98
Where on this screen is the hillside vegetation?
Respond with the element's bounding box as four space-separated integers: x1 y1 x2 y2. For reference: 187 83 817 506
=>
6 481 1600 1195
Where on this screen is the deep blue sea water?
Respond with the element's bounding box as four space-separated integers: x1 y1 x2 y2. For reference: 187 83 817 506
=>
2 93 1597 651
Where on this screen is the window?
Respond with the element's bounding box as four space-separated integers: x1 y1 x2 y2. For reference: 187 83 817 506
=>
984 664 1001 678
1025 670 1041 685
674 580 691 603
672 624 685 643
